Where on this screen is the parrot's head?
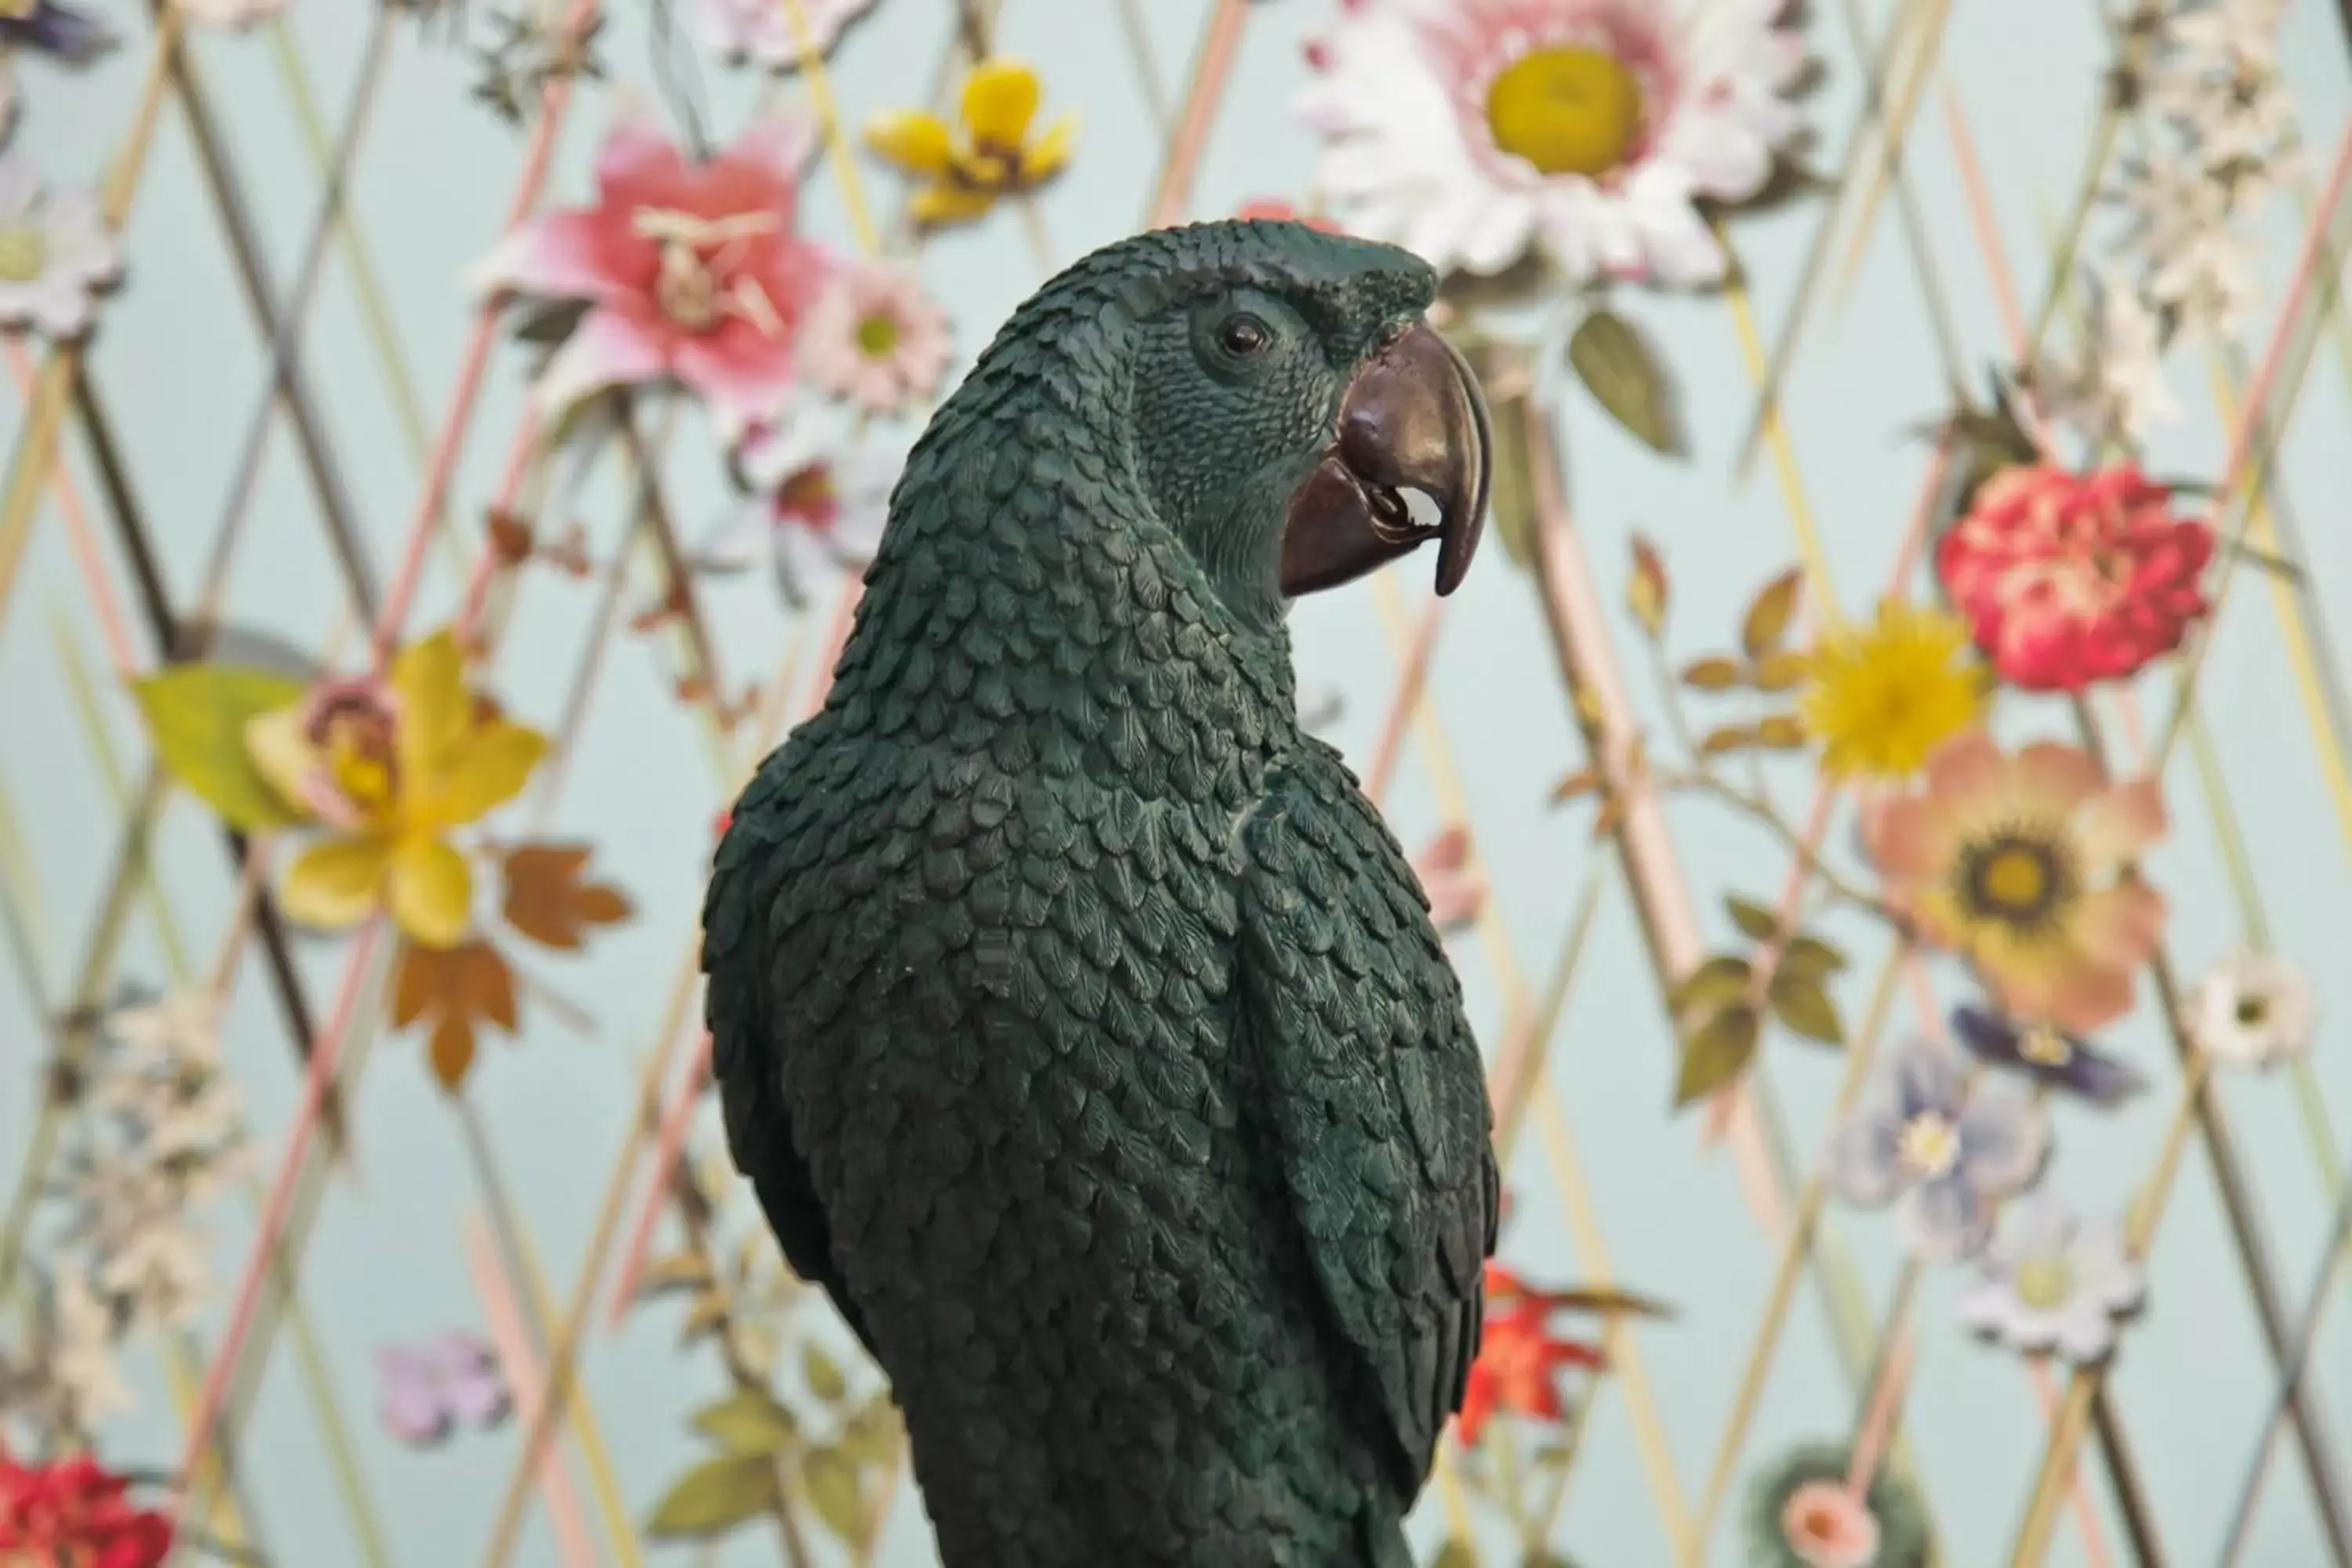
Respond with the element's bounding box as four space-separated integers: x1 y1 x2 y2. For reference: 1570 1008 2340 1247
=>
942 219 1492 634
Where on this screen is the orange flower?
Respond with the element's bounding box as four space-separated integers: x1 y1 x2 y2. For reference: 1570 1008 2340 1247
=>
1455 1264 1606 1446
1866 730 2166 1032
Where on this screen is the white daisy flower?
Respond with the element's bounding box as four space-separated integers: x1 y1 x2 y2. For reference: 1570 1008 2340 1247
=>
2029 264 2180 448
1956 1192 2145 1365
1294 0 1809 288
0 155 121 340
2190 949 2317 1069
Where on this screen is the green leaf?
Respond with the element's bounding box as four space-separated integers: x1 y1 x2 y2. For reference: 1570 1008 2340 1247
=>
645 1454 781 1541
1481 361 1539 571
1433 1541 1480 1568
1778 935 1848 980
1722 895 1781 942
1768 970 1846 1045
1741 568 1803 659
837 1396 903 1468
802 1342 848 1404
1568 309 1682 456
1675 1005 1760 1108
691 1388 798 1457
1545 1286 1675 1319
131 665 310 830
1669 954 1751 1013
800 1445 866 1544
1680 656 1744 691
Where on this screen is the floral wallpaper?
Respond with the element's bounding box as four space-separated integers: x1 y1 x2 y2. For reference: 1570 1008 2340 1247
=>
2 0 2350 1564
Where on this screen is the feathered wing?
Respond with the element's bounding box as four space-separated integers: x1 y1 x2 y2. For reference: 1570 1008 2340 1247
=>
1235 741 1500 1494
702 739 878 1357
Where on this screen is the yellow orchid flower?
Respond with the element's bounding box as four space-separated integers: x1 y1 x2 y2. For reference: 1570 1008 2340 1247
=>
246 630 546 950
865 58 1077 227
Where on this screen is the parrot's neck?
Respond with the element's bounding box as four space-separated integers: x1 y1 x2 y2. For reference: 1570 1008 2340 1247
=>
824 390 1306 800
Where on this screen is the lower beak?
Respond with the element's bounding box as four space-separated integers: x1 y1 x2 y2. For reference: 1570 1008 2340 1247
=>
1279 321 1492 598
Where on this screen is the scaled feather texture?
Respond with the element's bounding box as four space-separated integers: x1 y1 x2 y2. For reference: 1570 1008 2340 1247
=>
703 219 1499 1567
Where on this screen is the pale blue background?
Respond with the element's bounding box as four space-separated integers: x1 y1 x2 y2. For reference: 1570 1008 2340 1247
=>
5 1 2351 1563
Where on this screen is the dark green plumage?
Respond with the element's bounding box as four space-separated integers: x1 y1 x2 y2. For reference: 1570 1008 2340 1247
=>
702 219 1499 1567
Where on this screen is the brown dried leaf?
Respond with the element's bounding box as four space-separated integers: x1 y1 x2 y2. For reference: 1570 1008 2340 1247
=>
502 842 633 951
487 508 535 565
1753 713 1809 750
681 1288 731 1345
1681 656 1744 691
394 938 520 1093
638 1251 716 1300
429 1017 475 1092
1551 768 1602 804
1627 536 1669 639
1751 650 1810 692
1741 568 1804 659
1591 792 1630 842
1699 724 1755 757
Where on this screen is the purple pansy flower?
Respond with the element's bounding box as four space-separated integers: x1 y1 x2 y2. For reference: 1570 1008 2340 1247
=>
378 1331 511 1446
1828 1038 2048 1261
1951 1004 2147 1106
0 0 114 61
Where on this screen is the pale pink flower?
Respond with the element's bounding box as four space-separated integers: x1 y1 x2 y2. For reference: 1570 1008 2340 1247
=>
470 107 833 438
695 421 900 608
697 0 878 71
799 260 952 416
1411 826 1486 934
1780 1480 1881 1568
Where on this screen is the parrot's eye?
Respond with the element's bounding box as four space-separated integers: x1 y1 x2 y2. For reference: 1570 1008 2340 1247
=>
1218 314 1271 356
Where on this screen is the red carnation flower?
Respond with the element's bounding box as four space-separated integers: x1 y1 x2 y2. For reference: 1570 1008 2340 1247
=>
0 1455 174 1568
1936 463 2213 694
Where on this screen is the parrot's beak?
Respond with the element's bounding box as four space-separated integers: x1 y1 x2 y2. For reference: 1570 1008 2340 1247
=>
1279 320 1491 599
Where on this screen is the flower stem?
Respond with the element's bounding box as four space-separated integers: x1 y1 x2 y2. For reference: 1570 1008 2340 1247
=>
1653 768 1910 931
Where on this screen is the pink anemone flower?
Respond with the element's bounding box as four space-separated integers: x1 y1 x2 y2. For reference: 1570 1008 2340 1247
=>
471 107 833 439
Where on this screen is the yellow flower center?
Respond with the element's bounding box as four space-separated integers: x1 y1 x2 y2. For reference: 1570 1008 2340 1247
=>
2018 1025 2073 1067
855 310 901 359
0 223 48 285
2013 1255 2075 1311
1897 1112 1959 1178
1955 829 2076 930
1484 45 1645 178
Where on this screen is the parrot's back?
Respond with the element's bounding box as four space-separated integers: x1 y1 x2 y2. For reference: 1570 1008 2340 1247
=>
708 690 1420 1566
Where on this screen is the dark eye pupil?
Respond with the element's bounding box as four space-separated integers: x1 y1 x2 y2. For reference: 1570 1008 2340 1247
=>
1222 316 1268 354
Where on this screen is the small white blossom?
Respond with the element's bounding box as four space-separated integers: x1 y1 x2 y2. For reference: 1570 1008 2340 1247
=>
1957 1193 2146 1363
2031 265 2181 448
2111 151 2261 338
2190 949 2317 1069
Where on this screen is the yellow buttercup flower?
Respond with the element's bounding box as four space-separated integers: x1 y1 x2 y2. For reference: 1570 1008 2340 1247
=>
247 630 546 949
865 58 1076 227
1798 600 1989 781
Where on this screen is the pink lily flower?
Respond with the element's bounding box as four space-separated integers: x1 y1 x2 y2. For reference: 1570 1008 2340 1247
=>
471 107 833 439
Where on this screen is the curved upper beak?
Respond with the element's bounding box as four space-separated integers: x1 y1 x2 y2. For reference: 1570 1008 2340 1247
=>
1279 321 1492 599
